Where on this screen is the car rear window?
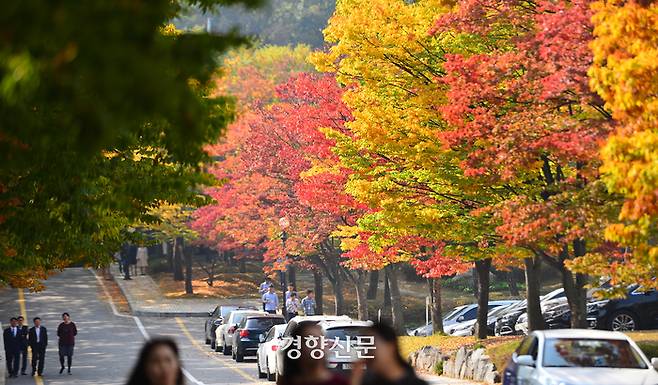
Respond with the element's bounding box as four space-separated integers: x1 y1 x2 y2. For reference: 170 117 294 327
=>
233 312 261 324
246 317 285 329
543 338 647 369
325 326 363 341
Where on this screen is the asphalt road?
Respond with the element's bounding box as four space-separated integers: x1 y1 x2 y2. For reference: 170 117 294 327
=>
0 268 267 385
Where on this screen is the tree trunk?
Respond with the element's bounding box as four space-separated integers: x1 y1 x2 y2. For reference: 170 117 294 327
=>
380 268 391 322
173 237 184 281
474 259 492 340
367 270 379 300
313 271 324 315
386 264 406 335
183 242 193 295
432 278 444 334
345 269 369 321
164 241 173 272
525 257 545 332
334 270 346 315
507 269 520 297
288 264 297 289
472 267 479 298
238 259 246 273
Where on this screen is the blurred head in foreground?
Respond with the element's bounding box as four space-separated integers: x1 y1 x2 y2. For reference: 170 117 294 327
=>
126 338 184 385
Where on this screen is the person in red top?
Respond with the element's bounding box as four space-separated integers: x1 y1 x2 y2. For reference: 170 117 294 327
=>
57 312 77 375
276 323 349 385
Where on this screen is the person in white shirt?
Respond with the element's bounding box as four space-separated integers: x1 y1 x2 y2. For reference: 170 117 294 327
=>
285 292 301 321
262 287 279 314
136 246 149 275
258 277 273 310
28 317 48 376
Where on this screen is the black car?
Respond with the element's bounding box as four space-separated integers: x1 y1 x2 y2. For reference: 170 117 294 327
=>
204 305 245 349
494 301 527 336
543 285 658 331
590 286 658 331
231 314 285 362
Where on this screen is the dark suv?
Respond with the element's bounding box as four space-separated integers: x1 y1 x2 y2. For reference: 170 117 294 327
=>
231 314 285 362
590 286 658 331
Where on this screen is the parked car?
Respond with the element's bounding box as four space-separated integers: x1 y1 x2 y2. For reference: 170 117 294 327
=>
543 285 658 332
257 324 287 381
502 329 658 385
410 305 467 336
215 309 267 354
275 315 351 378
319 319 372 372
516 298 569 334
231 314 285 362
444 300 519 336
496 289 565 336
205 305 241 348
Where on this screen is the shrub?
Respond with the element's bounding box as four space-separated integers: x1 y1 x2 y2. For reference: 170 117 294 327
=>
434 360 444 376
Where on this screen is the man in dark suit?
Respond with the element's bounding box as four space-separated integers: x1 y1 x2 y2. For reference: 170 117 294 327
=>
3 317 21 378
28 317 48 376
16 316 29 375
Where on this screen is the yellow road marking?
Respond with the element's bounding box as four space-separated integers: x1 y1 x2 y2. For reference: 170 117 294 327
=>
18 289 44 385
174 317 264 384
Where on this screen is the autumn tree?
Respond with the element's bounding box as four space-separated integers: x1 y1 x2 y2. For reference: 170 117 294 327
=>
431 0 617 328
570 0 658 291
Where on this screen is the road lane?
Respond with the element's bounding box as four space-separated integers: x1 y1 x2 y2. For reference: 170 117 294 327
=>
0 268 268 385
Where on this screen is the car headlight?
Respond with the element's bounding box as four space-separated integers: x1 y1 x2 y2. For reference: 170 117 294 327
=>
587 300 609 312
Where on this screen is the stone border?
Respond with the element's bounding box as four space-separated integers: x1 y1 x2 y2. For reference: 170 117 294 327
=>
409 345 501 384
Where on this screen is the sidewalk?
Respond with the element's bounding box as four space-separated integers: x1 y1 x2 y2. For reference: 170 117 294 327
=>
110 264 259 317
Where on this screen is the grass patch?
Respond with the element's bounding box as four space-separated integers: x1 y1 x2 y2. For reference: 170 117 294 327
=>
487 339 522 373
399 334 521 362
434 360 444 375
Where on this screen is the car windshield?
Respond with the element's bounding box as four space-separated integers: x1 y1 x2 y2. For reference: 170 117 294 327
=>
233 312 261 324
444 307 466 321
325 326 363 341
246 317 284 329
543 338 647 369
221 307 238 317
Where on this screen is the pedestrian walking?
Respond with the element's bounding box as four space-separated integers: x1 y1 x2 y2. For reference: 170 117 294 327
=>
353 322 428 385
301 289 317 316
284 284 295 303
285 292 301 321
276 323 349 385
136 245 149 275
262 286 279 314
28 317 48 376
126 338 183 385
121 243 133 280
128 244 138 276
259 277 273 311
3 318 21 378
57 312 77 375
16 316 28 375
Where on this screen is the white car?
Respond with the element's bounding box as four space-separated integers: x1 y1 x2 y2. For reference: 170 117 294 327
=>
319 320 373 372
214 309 267 354
504 329 658 385
275 315 351 377
257 324 286 381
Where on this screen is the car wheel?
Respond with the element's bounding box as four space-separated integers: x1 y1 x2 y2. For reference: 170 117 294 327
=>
257 360 267 378
223 342 230 355
609 311 638 331
235 348 244 362
205 337 211 345
267 360 275 381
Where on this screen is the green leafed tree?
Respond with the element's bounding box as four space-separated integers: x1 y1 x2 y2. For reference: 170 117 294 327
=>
0 0 263 288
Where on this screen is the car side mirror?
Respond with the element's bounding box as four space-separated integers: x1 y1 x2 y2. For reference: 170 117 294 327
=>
208 311 213 317
651 357 658 371
457 315 465 322
259 334 266 343
516 355 535 367
213 320 222 326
